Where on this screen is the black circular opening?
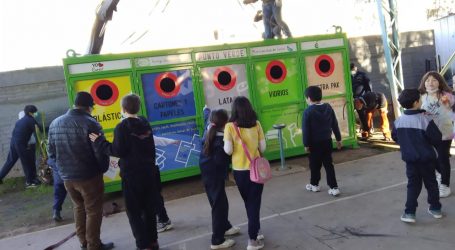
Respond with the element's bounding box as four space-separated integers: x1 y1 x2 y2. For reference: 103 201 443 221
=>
96 84 113 100
270 65 283 79
318 59 331 73
160 78 176 93
217 71 232 86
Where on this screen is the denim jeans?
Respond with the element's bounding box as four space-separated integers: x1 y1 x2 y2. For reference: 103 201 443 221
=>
52 168 67 211
262 0 292 39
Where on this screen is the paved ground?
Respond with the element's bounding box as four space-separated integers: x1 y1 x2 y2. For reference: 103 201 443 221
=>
2 150 455 250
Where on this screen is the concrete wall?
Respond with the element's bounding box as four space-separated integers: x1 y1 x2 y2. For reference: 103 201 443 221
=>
0 66 68 178
349 30 436 95
0 30 436 179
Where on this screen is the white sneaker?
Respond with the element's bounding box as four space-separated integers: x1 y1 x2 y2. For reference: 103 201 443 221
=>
328 188 340 196
247 239 264 250
435 172 441 184
306 184 320 192
439 184 451 198
224 226 240 236
211 239 235 249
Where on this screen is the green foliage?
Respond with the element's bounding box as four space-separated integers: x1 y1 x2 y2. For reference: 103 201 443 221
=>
427 0 455 19
35 112 48 160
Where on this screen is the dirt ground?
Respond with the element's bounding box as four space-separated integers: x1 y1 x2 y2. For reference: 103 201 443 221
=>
0 132 398 240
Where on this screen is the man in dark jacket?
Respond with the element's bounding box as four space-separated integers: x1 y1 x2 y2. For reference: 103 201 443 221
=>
48 92 113 250
350 63 371 98
0 105 41 187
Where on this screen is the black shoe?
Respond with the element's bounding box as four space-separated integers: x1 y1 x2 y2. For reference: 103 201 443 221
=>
100 242 114 250
81 242 114 250
53 210 63 222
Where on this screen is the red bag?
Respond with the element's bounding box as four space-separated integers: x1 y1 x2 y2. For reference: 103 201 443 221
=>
233 124 272 184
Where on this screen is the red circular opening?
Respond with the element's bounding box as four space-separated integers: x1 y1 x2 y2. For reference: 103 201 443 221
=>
266 60 287 83
213 67 236 91
90 79 119 106
315 55 335 77
154 72 180 98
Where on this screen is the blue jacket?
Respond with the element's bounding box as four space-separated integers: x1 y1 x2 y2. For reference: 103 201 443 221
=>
48 109 109 181
392 109 442 163
199 134 230 183
11 115 38 147
302 103 341 147
199 106 230 182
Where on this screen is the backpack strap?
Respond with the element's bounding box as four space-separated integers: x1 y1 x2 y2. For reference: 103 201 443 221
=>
233 123 252 163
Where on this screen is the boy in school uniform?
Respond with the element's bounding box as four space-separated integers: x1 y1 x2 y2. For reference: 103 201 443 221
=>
302 86 342 196
392 89 443 223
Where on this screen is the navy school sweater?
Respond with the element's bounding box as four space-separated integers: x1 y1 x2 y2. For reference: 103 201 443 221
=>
302 103 341 147
392 109 442 163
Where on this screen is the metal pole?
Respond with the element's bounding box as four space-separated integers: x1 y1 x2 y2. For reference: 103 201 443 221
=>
273 124 290 171
376 0 403 118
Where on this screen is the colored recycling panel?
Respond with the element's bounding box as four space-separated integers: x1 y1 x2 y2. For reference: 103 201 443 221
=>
74 75 132 130
259 104 303 152
101 133 121 183
325 97 350 138
201 64 249 112
254 58 301 106
141 69 196 122
152 120 202 172
304 52 346 96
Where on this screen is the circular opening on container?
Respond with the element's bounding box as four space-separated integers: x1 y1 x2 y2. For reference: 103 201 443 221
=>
96 85 113 100
90 79 119 106
160 78 176 93
266 60 287 83
270 65 283 79
315 55 335 77
155 72 180 98
214 67 236 91
218 71 231 86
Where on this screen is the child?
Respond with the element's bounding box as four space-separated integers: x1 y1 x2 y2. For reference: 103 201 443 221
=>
392 89 442 223
199 109 239 249
418 71 454 198
89 94 159 250
302 86 342 196
224 96 266 250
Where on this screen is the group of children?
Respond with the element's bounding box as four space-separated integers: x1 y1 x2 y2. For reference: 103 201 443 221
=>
393 71 454 223
47 70 454 249
199 87 345 249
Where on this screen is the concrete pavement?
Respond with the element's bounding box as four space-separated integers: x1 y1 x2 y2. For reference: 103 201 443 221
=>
2 151 455 250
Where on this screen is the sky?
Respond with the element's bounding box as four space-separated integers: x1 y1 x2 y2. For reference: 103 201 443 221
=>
0 0 436 72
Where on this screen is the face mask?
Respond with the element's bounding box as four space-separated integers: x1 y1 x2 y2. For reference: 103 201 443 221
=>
351 70 356 75
427 88 438 94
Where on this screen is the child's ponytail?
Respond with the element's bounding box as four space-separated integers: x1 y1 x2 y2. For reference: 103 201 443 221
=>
203 109 229 156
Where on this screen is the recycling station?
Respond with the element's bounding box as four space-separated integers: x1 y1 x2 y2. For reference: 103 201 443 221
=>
63 32 357 192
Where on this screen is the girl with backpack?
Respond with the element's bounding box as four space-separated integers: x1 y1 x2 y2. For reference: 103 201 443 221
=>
223 97 266 250
199 108 240 249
